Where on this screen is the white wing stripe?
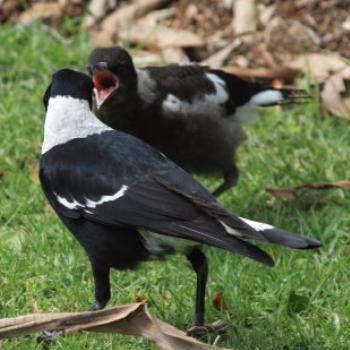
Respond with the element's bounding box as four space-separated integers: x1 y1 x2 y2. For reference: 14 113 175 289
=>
55 185 129 210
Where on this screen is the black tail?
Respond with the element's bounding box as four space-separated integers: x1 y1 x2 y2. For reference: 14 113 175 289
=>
248 88 310 107
221 215 322 250
274 88 311 106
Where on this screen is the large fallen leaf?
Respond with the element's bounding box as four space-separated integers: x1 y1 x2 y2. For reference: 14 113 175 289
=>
288 53 350 82
201 39 242 69
266 180 350 201
288 53 350 119
0 0 22 21
221 66 298 82
93 0 170 45
117 10 203 49
321 72 350 120
233 0 257 41
84 0 117 29
0 303 228 350
18 3 62 26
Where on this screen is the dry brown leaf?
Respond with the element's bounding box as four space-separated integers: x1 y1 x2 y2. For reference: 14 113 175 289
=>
59 0 86 17
0 303 228 350
94 0 170 45
0 0 22 21
221 66 298 82
266 180 350 201
84 0 117 29
265 188 297 201
233 0 257 40
162 47 189 64
201 39 241 69
321 73 350 120
134 294 149 304
18 3 62 26
212 292 228 311
288 53 350 83
288 53 350 119
117 10 203 49
132 50 163 66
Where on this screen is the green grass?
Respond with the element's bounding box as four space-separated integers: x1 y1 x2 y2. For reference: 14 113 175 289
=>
1 23 350 350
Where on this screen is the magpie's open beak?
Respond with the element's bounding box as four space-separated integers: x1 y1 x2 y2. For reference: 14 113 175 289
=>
91 62 119 108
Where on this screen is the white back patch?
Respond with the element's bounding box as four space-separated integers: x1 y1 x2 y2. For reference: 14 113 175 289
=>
240 217 274 232
248 90 283 106
137 69 157 104
42 96 110 154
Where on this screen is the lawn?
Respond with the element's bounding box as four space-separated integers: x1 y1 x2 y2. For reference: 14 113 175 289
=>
1 23 350 350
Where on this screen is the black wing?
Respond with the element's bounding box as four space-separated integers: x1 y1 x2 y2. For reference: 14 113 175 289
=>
40 131 278 265
40 131 320 266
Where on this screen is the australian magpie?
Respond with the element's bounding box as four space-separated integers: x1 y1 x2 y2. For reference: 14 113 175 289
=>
87 47 309 197
40 69 320 332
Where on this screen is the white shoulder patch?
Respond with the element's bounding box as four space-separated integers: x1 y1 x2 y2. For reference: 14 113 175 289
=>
248 90 283 106
205 73 229 104
137 69 157 104
239 217 274 232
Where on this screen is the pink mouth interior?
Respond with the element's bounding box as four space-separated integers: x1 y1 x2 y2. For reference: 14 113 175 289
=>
92 70 119 108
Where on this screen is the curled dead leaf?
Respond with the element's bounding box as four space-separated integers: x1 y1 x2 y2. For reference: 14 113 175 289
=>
0 303 228 350
321 73 350 120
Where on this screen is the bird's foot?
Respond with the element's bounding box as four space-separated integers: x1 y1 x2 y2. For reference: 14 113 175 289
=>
88 299 108 311
36 330 65 347
186 321 230 337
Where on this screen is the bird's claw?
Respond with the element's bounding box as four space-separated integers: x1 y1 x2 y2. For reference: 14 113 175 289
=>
186 321 230 336
36 330 65 346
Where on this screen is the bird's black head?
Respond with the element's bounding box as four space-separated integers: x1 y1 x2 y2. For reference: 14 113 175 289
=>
87 47 137 108
43 69 94 110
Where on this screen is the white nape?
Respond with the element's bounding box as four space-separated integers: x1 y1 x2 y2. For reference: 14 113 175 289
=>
219 220 243 237
248 90 283 106
55 185 128 210
240 217 274 232
42 96 111 154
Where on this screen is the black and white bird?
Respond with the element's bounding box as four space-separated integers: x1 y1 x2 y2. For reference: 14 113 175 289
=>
40 69 320 332
87 47 309 196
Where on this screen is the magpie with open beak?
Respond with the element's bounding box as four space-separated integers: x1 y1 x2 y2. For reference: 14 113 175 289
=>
40 69 320 332
87 47 309 197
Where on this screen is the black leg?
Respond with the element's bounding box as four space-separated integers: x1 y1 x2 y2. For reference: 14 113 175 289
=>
88 258 111 311
186 248 208 327
212 162 239 197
